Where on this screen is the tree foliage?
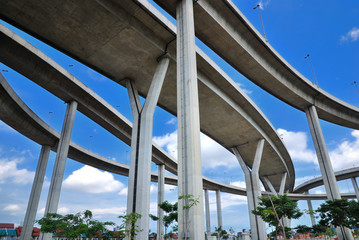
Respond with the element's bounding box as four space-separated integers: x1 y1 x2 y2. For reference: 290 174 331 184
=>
118 212 142 240
37 210 115 238
252 194 303 239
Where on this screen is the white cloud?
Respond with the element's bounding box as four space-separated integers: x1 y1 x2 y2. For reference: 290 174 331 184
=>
209 192 247 211
58 207 70 214
314 189 325 194
258 0 270 10
118 187 128 196
153 131 238 169
236 82 252 95
63 166 125 194
329 130 359 171
277 128 317 164
0 158 35 184
3 204 21 211
341 27 359 42
229 181 246 188
91 207 126 215
166 118 176 125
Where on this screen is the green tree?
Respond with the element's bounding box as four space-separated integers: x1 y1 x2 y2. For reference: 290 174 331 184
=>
118 212 142 240
252 194 303 239
311 224 327 237
150 200 178 239
37 210 114 238
316 199 358 240
295 224 311 235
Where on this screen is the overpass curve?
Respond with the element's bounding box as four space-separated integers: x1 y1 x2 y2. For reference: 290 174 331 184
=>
2 71 356 202
0 0 294 192
154 0 359 130
294 167 359 194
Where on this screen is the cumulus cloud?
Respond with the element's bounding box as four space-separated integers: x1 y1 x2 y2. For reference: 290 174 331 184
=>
236 82 252 95
277 128 317 164
3 204 21 211
0 158 35 184
91 207 127 215
258 0 270 10
329 130 359 171
341 27 359 42
209 192 247 212
63 166 125 194
153 131 238 169
166 118 176 125
229 181 246 188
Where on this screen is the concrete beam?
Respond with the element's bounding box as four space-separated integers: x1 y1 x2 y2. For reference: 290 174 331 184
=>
306 105 353 240
40 101 77 240
204 189 211 234
305 191 316 226
21 145 51 240
215 190 222 228
157 164 165 240
351 177 359 200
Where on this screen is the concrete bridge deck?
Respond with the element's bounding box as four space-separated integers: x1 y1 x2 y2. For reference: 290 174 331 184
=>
0 0 294 191
1 71 356 201
154 0 359 130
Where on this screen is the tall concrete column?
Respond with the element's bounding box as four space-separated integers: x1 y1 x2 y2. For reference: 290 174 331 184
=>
306 105 353 240
40 101 77 240
232 139 267 240
351 177 359 200
216 190 223 229
204 189 211 234
157 164 165 240
126 57 169 240
21 145 51 240
305 191 316 226
279 172 287 195
176 0 205 239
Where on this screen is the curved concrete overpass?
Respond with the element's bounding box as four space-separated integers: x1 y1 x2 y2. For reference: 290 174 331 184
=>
2 71 356 202
154 0 359 130
294 167 359 193
0 0 294 192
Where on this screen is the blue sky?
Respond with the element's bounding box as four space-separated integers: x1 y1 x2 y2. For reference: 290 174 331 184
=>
0 0 359 234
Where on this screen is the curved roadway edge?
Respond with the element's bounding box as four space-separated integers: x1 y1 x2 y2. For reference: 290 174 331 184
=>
294 167 359 193
0 23 178 175
0 0 294 191
1 72 356 201
154 0 359 130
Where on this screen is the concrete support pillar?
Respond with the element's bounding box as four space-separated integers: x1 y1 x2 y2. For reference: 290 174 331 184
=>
204 189 211 234
351 177 359 200
306 105 353 240
126 57 169 240
279 172 287 195
216 190 223 229
263 177 277 196
21 145 51 240
232 139 267 240
176 0 205 239
305 191 316 226
40 100 77 240
157 164 165 240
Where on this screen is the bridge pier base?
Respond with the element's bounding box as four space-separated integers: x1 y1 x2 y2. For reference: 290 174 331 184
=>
21 145 51 240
